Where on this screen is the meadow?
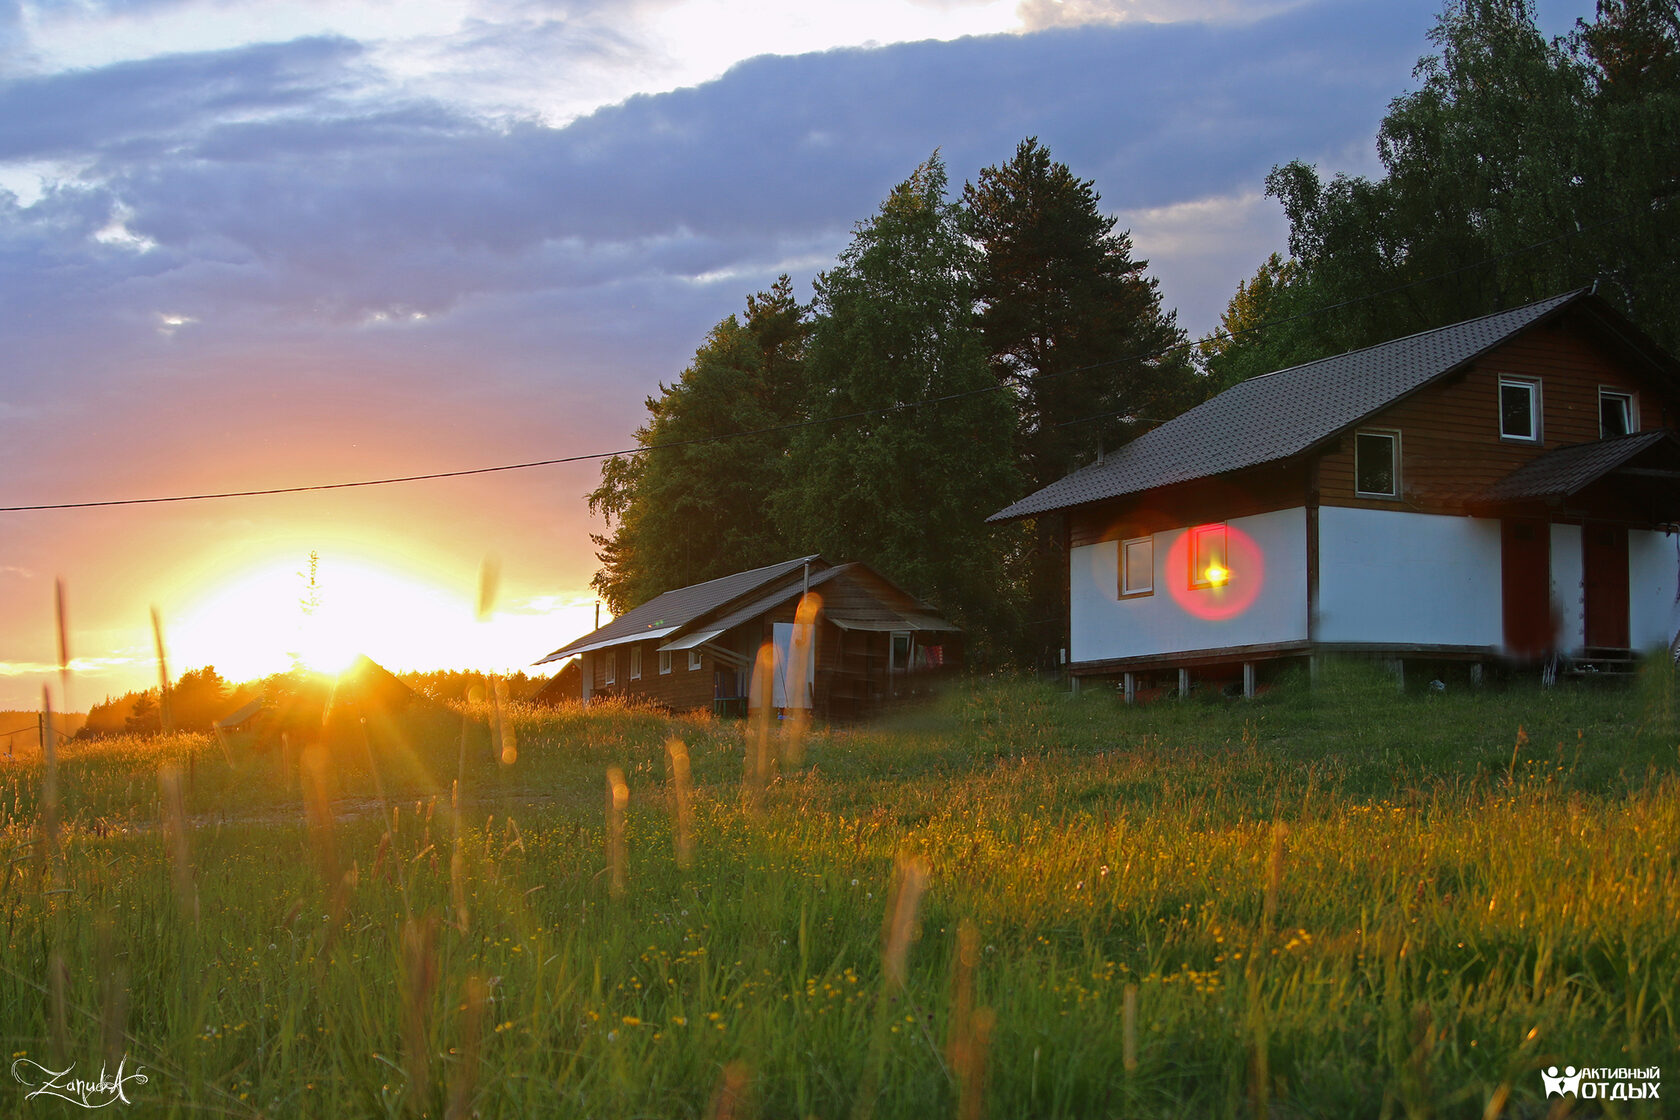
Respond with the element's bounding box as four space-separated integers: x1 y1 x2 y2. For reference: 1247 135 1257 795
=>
1 662 1676 1118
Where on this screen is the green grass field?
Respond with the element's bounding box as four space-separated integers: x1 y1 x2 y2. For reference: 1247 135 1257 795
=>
2 662 1676 1118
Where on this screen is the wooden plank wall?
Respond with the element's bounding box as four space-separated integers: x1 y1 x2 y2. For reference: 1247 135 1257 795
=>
1068 461 1309 548
1316 315 1666 514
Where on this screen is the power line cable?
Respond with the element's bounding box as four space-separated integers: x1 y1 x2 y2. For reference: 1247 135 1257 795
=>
3 190 1669 514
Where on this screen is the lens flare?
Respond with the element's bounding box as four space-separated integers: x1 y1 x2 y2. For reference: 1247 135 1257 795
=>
1166 525 1263 621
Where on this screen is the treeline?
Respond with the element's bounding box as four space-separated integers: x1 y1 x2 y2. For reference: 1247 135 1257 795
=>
590 143 1198 667
80 666 558 737
1202 0 1680 387
82 667 255 737
591 0 1677 668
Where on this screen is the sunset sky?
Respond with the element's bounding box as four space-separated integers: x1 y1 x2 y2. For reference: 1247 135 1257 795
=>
0 0 1596 710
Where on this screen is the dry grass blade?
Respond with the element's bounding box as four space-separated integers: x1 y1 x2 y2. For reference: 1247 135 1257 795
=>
54 577 70 714
747 642 777 805
606 766 628 899
150 606 173 734
947 918 995 1120
881 855 929 991
664 738 694 869
401 915 440 1116
782 592 822 766
38 685 59 872
707 1060 752 1120
445 975 487 1120
158 764 199 924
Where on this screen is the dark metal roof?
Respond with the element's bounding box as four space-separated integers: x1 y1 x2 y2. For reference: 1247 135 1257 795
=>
690 562 959 641
989 289 1588 522
535 555 823 663
1479 429 1679 502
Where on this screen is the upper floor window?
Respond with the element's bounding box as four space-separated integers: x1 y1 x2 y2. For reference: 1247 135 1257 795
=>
1600 390 1635 438
1190 524 1229 589
1499 378 1540 442
1354 430 1400 498
1119 536 1153 597
629 645 643 680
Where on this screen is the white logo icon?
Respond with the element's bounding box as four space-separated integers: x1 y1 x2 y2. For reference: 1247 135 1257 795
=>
1542 1066 1583 1097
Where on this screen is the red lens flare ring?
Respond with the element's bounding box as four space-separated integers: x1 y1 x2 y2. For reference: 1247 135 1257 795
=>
1165 524 1265 621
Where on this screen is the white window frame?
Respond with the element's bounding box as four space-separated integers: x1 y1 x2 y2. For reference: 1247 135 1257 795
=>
629 645 642 680
1119 536 1153 597
1354 429 1401 499
1599 388 1635 438
658 649 672 675
1189 524 1229 590
603 651 616 687
1498 377 1541 442
688 649 703 671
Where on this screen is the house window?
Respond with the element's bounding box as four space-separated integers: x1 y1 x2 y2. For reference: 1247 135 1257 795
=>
1120 536 1153 597
1355 430 1400 498
1600 390 1634 438
629 645 642 680
658 649 672 675
602 651 616 687
1190 524 1229 589
688 649 703 671
1499 378 1540 441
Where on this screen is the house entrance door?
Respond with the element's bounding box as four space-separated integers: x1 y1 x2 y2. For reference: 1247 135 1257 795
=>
1501 519 1551 659
1582 525 1630 649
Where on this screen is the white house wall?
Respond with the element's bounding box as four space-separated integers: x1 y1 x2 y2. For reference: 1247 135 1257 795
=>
1550 524 1584 653
1069 507 1308 663
1630 529 1680 651
1316 508 1503 648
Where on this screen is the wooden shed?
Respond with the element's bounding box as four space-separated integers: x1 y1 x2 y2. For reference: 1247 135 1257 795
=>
534 557 961 719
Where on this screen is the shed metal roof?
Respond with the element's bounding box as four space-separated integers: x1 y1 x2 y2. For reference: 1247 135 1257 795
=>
535 555 822 664
1479 429 1680 502
989 290 1587 522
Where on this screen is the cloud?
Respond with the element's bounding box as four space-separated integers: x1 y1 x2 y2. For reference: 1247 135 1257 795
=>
1017 0 1306 30
0 35 366 162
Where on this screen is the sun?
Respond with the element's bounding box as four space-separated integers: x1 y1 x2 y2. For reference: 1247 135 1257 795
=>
167 555 467 682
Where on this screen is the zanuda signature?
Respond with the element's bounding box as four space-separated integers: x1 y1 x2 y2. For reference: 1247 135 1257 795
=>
12 1057 148 1108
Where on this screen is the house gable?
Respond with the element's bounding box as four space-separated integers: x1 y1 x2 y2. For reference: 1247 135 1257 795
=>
1314 307 1680 517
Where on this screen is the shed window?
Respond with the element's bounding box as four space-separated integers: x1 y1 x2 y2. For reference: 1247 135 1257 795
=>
688 649 703 671
658 649 672 675
629 645 642 680
1600 390 1634 438
1499 378 1540 441
1190 524 1229 589
1120 536 1153 597
1355 430 1399 498
602 652 616 687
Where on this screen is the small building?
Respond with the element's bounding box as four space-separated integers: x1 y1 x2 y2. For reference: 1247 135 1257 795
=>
989 288 1680 696
535 556 961 718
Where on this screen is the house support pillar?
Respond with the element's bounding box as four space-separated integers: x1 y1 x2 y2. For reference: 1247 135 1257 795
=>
1177 668 1190 700
1469 662 1483 688
1070 675 1082 696
1123 672 1136 705
1242 662 1255 700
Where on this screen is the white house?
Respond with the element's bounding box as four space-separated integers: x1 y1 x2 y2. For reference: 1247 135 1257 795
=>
989 289 1680 696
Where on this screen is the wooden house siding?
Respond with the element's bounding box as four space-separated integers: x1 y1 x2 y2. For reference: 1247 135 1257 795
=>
1067 461 1310 549
1317 319 1670 515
